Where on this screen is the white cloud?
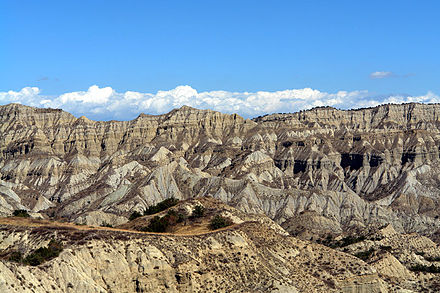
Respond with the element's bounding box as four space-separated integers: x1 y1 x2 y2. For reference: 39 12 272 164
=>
0 87 41 105
383 91 440 104
58 85 114 104
370 71 394 79
0 85 438 121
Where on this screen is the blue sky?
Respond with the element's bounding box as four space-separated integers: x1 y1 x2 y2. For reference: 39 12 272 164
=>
1 0 439 120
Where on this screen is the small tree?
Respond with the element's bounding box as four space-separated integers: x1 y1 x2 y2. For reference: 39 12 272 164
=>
23 239 63 266
143 216 169 233
129 211 143 221
144 198 179 215
8 251 23 263
191 205 205 218
177 211 186 223
209 215 233 230
13 209 30 218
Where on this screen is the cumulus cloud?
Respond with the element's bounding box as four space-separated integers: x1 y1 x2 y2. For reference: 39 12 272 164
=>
370 71 394 79
0 87 41 105
0 85 439 121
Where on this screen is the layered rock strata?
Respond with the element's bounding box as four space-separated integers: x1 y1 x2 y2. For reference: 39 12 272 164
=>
1 103 440 238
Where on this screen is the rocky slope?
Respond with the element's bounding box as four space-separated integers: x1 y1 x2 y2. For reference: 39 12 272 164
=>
0 212 388 292
3 102 440 291
2 197 440 292
2 103 440 239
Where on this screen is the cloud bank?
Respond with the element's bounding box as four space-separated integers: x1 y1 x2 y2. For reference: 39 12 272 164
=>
0 85 439 120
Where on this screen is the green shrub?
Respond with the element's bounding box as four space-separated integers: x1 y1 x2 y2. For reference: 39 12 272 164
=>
8 251 23 263
339 235 366 247
129 211 143 221
143 216 168 232
191 205 205 218
144 198 179 215
23 239 63 266
13 209 30 218
164 209 179 226
177 212 186 223
319 234 367 248
209 215 233 230
101 222 113 228
141 209 182 233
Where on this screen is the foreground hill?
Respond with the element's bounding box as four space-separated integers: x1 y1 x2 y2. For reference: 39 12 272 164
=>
2 198 440 292
0 207 387 292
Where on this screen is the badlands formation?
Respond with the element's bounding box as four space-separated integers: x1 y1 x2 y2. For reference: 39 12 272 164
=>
1 103 440 291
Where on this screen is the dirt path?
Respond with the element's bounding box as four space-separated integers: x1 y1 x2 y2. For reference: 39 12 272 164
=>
0 217 242 237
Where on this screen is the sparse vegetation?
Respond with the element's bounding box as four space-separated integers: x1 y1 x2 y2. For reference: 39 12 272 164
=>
140 209 184 233
8 239 63 266
191 205 205 218
8 251 23 263
319 234 366 248
209 215 233 230
101 222 113 228
143 216 169 232
338 235 366 247
354 248 375 261
177 211 186 223
12 209 30 218
144 198 179 215
424 255 440 262
24 239 63 266
129 211 143 221
129 198 180 222
413 251 440 262
410 264 440 273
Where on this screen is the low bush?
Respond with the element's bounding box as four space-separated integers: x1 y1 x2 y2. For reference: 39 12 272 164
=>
144 198 179 215
209 215 233 230
319 234 366 248
191 205 205 218
339 235 366 247
24 239 63 266
129 211 143 221
13 209 30 218
9 240 63 266
177 211 186 223
143 216 168 233
141 209 185 233
8 251 23 263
